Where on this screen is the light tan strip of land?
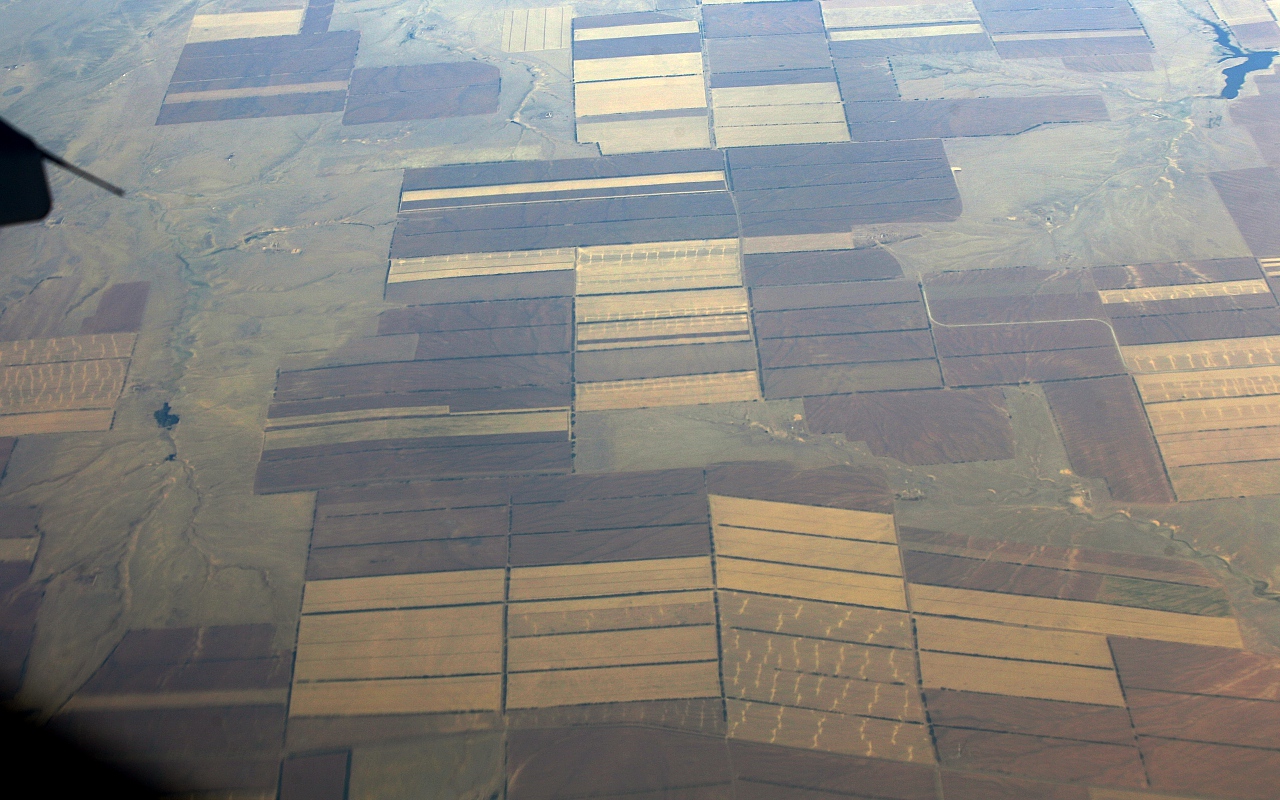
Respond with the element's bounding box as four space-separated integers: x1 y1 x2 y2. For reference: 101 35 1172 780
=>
297 605 502 645
289 674 501 716
717 557 908 610
507 625 719 671
402 170 723 204
389 248 576 282
919 650 1125 706
712 83 843 108
709 495 898 543
576 371 762 411
302 570 506 614
187 10 304 43
742 232 856 254
575 287 749 323
728 666 924 721
722 628 917 684
726 700 935 763
576 315 752 348
573 20 700 40
1100 279 1270 304
262 408 569 450
913 615 1115 667
909 584 1244 647
165 81 348 104
295 606 503 680
576 239 741 294
1134 365 1280 403
1144 396 1280 435
0 333 135 367
579 116 713 155
509 556 714 601
574 53 703 83
508 591 716 637
63 688 289 712
505 661 722 708
714 525 903 576
821 0 980 24
1156 425 1280 467
578 333 751 351
718 590 914 648
0 408 116 436
714 122 852 147
714 103 848 127
574 74 709 116
1122 336 1280 373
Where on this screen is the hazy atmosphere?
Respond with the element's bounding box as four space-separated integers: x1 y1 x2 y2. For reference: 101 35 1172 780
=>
2 0 1280 797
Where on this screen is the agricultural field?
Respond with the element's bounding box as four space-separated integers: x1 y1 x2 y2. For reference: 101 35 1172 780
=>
2 0 1280 797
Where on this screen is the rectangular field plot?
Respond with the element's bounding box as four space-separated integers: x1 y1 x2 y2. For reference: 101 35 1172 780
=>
805 387 1015 465
291 568 503 716
718 590 913 647
572 12 710 153
507 662 722 708
752 275 943 398
502 6 573 52
919 650 1125 706
509 557 714 601
710 494 907 609
709 494 896 542
576 239 741 295
0 331 137 436
844 96 1109 141
726 700 934 762
508 625 719 672
507 537 720 708
301 570 506 614
295 605 503 681
1211 167 1280 260
714 526 902 575
914 615 1115 667
187 9 305 43
903 549 1231 617
573 239 762 409
1121 335 1280 499
508 591 716 637
909 584 1243 647
726 140 962 237
1042 376 1175 504
257 367 572 494
392 151 737 261
157 30 358 124
972 0 1153 58
822 0 992 57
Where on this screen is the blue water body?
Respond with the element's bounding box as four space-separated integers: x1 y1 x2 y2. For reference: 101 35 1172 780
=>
1206 18 1277 99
